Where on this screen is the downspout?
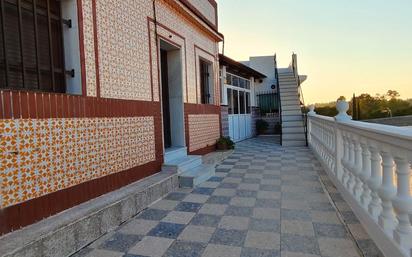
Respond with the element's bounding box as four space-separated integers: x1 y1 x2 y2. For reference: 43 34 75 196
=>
152 0 158 43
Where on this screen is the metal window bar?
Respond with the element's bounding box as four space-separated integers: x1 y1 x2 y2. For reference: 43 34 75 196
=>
0 0 67 92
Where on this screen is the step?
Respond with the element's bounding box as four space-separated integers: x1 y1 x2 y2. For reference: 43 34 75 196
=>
179 164 215 188
280 84 298 89
280 87 298 91
164 147 188 163
282 100 301 106
282 110 302 116
282 126 305 133
280 91 298 96
282 140 307 147
283 133 306 140
282 115 303 122
282 120 304 127
280 96 300 101
282 105 301 111
163 155 202 174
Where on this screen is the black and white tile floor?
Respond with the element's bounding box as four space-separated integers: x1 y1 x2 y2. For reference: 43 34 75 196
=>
72 136 382 257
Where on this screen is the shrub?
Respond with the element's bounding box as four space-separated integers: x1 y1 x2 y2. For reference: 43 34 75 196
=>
256 119 269 134
216 136 235 150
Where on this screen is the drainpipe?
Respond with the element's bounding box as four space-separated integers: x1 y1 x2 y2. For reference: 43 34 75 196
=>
152 0 158 42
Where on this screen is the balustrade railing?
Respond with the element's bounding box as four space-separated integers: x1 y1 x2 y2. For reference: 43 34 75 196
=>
307 101 412 257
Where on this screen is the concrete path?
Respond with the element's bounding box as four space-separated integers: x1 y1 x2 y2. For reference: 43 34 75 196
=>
72 137 379 257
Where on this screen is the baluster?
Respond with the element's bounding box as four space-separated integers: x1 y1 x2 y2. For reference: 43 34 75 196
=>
342 133 350 185
367 146 382 220
353 139 364 201
377 152 397 235
393 157 412 252
346 136 356 191
360 142 372 209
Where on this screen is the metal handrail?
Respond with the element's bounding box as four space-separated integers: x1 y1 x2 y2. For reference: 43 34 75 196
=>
291 53 308 146
274 54 282 145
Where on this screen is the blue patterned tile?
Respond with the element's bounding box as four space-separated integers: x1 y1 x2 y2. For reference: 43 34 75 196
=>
281 209 311 221
190 214 221 227
165 192 188 201
281 234 320 255
147 222 185 239
225 206 253 217
99 233 142 252
208 176 224 182
175 202 202 212
192 187 215 195
249 218 280 233
236 190 257 198
210 228 247 246
206 196 231 204
313 223 348 238
241 248 280 257
138 209 169 220
163 241 206 257
218 183 239 189
255 199 280 208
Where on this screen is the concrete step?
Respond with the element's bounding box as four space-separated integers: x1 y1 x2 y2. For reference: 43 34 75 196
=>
282 120 304 127
282 115 303 122
164 147 187 163
282 139 307 147
282 100 300 106
162 155 202 174
281 96 300 101
280 91 298 96
280 84 298 89
282 105 301 111
282 126 305 133
179 164 215 188
282 110 302 116
280 87 299 94
283 133 306 140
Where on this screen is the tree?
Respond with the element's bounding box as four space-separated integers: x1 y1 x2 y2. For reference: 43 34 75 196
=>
312 90 412 119
386 90 400 100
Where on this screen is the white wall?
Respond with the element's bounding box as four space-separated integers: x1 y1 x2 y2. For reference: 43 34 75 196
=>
247 56 277 94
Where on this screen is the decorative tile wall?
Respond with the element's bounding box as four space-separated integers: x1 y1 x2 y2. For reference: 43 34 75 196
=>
188 114 220 152
0 117 155 208
95 0 153 101
81 0 97 97
156 0 219 104
187 0 216 26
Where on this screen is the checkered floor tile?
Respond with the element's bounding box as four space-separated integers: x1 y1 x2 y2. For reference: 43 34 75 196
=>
72 136 381 257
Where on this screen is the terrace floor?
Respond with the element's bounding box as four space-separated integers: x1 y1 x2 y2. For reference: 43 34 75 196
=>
72 136 382 257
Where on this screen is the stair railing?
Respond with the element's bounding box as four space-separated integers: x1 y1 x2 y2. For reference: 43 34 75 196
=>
275 54 282 145
291 53 308 146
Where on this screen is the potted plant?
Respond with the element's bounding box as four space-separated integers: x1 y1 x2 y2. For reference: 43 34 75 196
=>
256 119 269 135
216 137 235 150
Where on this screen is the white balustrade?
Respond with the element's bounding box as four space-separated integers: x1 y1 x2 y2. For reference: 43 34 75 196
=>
307 101 412 257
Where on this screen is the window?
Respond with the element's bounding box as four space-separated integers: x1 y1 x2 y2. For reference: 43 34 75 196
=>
0 0 70 92
233 89 238 114
246 92 251 113
232 76 239 87
227 88 233 114
239 91 245 114
225 73 231 85
200 59 213 104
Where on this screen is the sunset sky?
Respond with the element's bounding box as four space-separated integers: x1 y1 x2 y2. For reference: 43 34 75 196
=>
217 0 412 104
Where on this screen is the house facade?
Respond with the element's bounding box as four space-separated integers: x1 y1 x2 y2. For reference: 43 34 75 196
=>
0 0 222 235
219 54 266 142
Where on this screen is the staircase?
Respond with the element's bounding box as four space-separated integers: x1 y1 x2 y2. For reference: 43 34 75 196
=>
278 70 307 147
162 147 215 188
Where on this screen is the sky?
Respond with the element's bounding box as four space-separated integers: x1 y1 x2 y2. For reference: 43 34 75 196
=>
216 0 412 104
